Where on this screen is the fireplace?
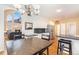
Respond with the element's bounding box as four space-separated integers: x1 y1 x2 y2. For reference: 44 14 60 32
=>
34 28 46 33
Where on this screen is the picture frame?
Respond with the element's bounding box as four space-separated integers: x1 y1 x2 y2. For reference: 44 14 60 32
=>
25 22 33 30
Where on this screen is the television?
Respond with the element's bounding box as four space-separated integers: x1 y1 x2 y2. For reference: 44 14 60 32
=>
34 28 45 33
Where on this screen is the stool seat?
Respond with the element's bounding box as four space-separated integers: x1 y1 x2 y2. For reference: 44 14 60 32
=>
59 39 71 44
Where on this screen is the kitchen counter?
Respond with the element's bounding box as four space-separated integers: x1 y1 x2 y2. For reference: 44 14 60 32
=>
57 35 79 40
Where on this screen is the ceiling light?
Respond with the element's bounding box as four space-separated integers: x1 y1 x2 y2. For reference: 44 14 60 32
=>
56 9 62 13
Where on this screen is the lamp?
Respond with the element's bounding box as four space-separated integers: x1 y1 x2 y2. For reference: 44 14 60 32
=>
13 4 40 16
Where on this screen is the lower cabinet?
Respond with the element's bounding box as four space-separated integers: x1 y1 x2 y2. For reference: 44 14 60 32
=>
71 40 79 55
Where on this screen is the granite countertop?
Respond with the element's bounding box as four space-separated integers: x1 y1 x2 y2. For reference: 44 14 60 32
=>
56 35 79 40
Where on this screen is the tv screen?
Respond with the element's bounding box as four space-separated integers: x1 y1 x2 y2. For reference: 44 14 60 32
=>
34 28 45 33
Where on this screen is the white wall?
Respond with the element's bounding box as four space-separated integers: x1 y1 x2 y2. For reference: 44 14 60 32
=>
21 5 58 35
0 5 9 54
0 7 5 52
22 14 50 35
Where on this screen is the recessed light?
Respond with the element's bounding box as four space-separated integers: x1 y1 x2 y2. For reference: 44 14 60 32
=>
56 9 62 13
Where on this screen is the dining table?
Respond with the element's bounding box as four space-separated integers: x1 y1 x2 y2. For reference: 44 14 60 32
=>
6 37 53 55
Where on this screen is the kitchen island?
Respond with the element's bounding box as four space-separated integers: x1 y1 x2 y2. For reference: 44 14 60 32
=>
57 35 79 55
57 35 79 40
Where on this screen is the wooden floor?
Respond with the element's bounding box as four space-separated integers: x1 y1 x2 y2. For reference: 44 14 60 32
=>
44 37 58 55
49 38 58 55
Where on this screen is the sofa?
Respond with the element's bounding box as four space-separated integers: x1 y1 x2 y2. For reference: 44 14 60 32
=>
8 30 22 40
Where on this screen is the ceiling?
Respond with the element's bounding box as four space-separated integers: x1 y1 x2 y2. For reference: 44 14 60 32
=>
39 4 79 19
2 4 79 19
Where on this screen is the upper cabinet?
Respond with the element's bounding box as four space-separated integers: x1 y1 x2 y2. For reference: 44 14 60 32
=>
66 22 76 36
54 19 78 36
76 22 79 37
56 24 60 36
60 23 66 35
56 23 66 35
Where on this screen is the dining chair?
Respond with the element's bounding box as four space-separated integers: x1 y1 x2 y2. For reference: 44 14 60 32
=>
41 33 50 41
41 33 50 55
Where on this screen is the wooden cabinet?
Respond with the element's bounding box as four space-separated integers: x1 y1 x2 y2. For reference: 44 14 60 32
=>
76 22 79 37
56 23 66 35
60 23 66 35
66 22 76 36
55 24 60 35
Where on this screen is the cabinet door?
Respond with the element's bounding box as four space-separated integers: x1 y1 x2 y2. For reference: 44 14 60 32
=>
76 22 79 37
56 24 60 35
67 22 76 36
60 23 65 35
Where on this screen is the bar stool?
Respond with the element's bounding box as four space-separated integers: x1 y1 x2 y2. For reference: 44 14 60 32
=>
57 39 72 55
